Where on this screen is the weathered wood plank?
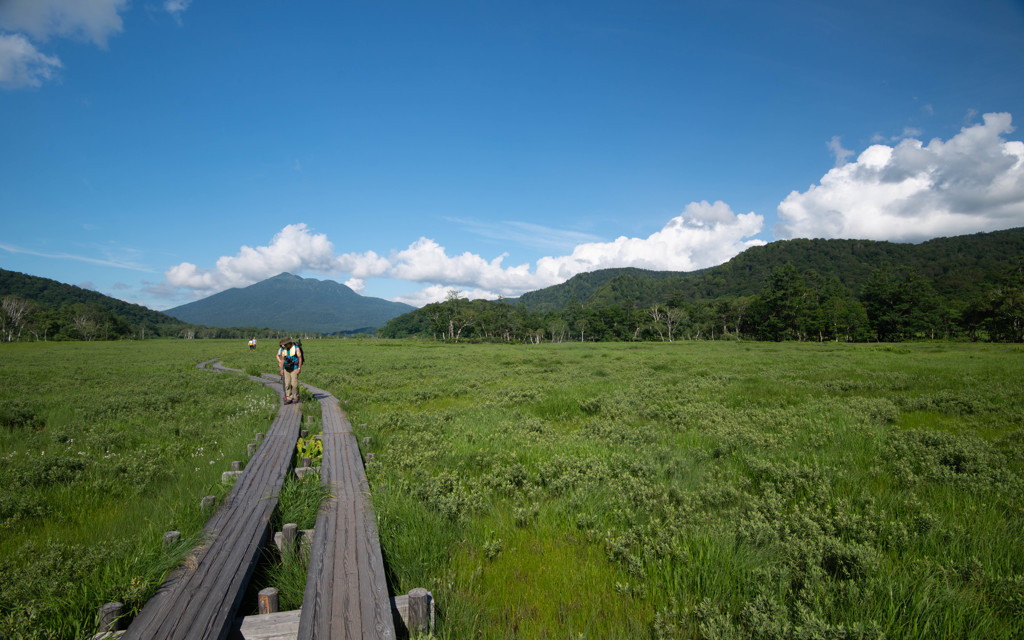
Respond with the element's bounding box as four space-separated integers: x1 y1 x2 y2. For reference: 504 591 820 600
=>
227 609 301 640
297 383 395 640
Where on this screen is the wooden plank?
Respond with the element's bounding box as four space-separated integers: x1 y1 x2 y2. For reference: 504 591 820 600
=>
297 383 395 640
122 361 300 640
227 610 301 640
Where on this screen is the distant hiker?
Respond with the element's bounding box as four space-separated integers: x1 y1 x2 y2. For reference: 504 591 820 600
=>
277 338 303 404
248 338 256 351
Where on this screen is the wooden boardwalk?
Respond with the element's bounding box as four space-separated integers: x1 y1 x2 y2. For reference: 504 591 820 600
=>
296 382 395 640
115 360 395 640
121 361 300 640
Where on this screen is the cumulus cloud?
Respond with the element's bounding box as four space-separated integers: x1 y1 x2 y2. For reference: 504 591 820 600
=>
344 278 365 292
165 223 341 294
0 33 61 88
533 201 764 285
777 113 1024 242
388 238 537 293
0 0 127 47
164 203 765 306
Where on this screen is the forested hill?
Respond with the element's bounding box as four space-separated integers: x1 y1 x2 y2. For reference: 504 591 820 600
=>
517 228 1024 312
0 268 191 340
381 227 1024 343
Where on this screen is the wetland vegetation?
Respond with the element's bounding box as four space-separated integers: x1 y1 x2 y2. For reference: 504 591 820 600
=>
2 339 1022 638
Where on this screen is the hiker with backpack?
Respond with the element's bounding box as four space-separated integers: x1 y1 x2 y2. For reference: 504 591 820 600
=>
276 338 303 405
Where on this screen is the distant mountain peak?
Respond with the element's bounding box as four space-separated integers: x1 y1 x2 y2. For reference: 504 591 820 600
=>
165 273 412 333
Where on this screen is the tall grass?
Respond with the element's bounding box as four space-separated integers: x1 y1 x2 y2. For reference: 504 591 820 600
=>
0 340 279 639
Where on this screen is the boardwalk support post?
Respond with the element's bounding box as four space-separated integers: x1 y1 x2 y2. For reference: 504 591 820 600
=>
247 443 257 457
98 602 125 633
258 588 279 615
408 588 431 635
231 460 242 472
162 531 180 548
282 523 298 551
200 495 215 511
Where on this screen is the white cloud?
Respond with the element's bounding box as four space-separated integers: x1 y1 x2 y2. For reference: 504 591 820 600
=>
387 238 536 293
871 127 924 145
334 249 392 279
827 136 853 168
0 0 127 47
0 33 61 88
344 278 365 292
0 0 129 89
165 204 765 306
164 0 192 25
165 223 341 294
533 201 765 284
392 284 501 307
776 112 1024 242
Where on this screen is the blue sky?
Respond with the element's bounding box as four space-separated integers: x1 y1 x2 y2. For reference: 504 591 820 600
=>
2 0 1023 310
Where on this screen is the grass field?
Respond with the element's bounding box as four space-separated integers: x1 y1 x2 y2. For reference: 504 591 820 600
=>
0 341 281 639
2 339 1023 639
228 340 1024 639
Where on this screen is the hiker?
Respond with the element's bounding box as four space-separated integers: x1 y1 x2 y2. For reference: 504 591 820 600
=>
248 337 255 351
277 338 303 404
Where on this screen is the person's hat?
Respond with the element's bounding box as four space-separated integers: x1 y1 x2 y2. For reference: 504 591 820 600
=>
280 338 293 347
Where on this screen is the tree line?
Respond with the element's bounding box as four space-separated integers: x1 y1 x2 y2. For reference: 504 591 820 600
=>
380 260 1024 343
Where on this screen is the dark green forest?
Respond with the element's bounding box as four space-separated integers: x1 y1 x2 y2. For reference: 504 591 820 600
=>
380 229 1024 343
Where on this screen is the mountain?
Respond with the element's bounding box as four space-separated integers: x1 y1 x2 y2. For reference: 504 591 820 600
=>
516 228 1024 312
164 273 415 333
